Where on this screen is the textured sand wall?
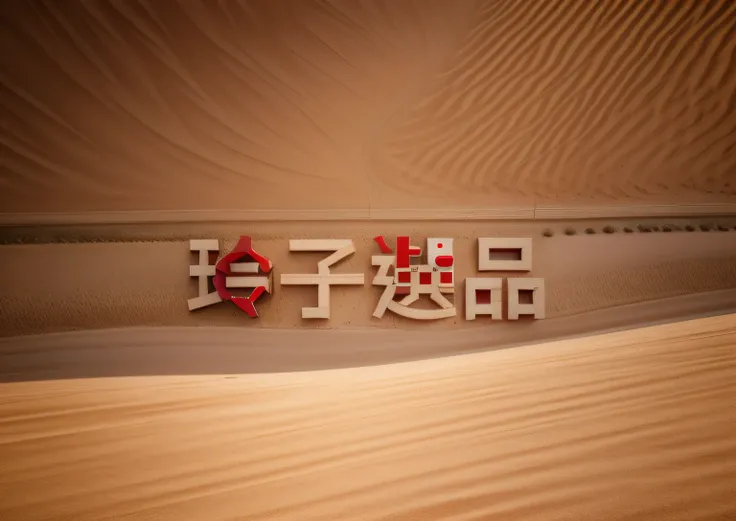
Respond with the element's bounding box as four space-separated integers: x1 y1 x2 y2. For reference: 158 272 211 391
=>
1 223 735 337
1 314 734 520
1 0 735 216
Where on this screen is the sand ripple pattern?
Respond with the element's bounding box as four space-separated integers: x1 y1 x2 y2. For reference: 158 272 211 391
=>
0 0 734 214
0 314 735 520
373 0 736 204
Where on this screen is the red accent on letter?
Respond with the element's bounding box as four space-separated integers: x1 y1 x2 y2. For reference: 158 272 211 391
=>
435 255 454 268
212 236 272 318
374 236 393 254
440 272 453 284
396 236 411 268
476 289 491 305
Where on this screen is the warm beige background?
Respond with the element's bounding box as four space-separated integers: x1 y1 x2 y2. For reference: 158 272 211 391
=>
2 2 736 520
1 0 735 216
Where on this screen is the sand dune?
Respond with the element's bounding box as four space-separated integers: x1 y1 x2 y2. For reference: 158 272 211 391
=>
2 2 736 519
1 0 735 217
1 314 734 520
371 0 736 208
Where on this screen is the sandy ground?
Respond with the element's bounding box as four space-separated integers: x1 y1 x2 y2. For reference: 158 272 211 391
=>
1 0 735 217
1 313 735 521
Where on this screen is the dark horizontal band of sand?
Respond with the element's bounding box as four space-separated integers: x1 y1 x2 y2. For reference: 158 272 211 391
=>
3 290 735 383
1 203 735 226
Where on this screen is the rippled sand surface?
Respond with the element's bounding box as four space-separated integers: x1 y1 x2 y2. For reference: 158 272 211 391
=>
2 2 735 519
1 314 734 520
1 0 735 217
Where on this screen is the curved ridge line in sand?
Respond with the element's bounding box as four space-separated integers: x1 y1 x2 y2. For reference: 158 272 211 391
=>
1 312 734 520
3 289 734 381
1 203 736 226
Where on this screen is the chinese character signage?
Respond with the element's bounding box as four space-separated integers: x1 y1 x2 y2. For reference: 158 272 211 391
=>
372 236 457 320
280 239 364 319
188 235 545 321
188 236 273 317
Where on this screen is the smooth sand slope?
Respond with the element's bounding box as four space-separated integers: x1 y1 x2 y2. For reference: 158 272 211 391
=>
1 313 734 521
1 0 735 217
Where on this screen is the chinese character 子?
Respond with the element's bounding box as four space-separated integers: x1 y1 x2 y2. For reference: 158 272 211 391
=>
372 235 456 320
188 236 273 317
280 239 364 319
465 238 545 320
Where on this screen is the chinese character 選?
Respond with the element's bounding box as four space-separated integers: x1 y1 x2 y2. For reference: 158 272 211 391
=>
371 235 457 320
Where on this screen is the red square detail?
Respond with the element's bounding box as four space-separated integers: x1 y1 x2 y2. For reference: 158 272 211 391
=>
475 289 491 304
398 271 411 283
440 272 453 284
420 272 432 285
